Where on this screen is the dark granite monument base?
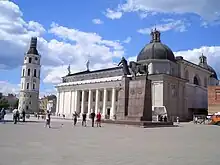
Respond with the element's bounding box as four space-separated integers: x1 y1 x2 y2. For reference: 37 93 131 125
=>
102 119 174 128
117 75 153 122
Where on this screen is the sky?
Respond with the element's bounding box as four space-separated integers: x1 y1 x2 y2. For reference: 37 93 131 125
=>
1 0 220 97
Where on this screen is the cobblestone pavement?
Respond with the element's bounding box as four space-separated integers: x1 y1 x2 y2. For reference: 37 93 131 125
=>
0 117 220 165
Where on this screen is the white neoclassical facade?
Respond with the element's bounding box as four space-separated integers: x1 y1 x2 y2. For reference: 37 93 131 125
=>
55 29 218 121
56 72 121 119
18 37 41 113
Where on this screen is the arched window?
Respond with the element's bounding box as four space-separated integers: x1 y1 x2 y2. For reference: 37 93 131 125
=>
27 83 29 89
34 69 37 77
33 83 36 90
22 69 25 77
185 70 189 81
193 76 200 85
29 57 32 63
27 69 30 76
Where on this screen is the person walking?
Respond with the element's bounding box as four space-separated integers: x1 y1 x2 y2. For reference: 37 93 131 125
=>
82 113 87 127
13 109 19 124
45 110 51 128
0 108 6 124
90 111 95 127
22 110 26 122
73 111 78 126
96 112 102 127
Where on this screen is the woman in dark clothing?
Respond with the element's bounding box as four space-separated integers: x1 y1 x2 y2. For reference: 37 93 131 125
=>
73 111 78 126
82 113 87 127
90 111 96 127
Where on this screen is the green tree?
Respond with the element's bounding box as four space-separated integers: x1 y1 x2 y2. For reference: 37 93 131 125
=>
14 99 19 109
0 98 9 109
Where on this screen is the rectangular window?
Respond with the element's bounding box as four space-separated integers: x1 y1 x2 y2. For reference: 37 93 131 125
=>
27 83 29 90
107 91 111 101
116 90 119 101
215 89 220 100
85 91 89 102
33 83 35 90
99 91 103 101
79 92 82 101
22 69 25 76
92 91 96 102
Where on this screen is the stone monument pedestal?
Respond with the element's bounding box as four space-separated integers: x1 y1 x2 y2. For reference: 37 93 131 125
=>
117 75 152 121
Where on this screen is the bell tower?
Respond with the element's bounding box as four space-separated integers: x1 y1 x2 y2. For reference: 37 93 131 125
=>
18 37 41 113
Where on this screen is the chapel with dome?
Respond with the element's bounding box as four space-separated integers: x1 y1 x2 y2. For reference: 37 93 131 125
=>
55 29 219 121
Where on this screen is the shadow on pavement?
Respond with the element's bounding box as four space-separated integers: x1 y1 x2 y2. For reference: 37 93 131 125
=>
1 120 43 123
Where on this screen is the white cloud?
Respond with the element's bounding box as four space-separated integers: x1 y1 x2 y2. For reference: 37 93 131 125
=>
92 18 103 24
27 21 46 35
123 36 132 43
104 8 123 20
0 81 20 95
174 46 220 71
138 19 188 34
0 1 125 89
107 0 220 22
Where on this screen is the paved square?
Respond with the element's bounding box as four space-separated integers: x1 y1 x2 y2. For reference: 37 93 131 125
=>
0 118 220 165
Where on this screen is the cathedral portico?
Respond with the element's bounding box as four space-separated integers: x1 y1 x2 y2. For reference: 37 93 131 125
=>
56 78 120 119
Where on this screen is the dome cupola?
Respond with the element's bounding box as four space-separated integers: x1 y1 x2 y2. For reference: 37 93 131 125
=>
137 28 176 62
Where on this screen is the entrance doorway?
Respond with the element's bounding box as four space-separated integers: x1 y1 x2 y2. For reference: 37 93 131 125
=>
107 108 110 119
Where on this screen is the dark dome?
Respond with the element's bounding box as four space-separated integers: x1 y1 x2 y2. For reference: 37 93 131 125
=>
137 29 176 62
208 65 218 79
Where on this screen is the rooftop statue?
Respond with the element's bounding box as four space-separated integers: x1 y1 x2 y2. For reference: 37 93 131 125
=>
67 64 71 75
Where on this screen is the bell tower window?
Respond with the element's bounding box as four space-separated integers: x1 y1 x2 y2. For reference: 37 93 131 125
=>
29 57 32 63
27 83 29 90
34 69 37 77
27 69 30 76
22 69 25 76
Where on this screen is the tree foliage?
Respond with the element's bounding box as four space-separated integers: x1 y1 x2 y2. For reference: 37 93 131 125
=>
0 98 9 109
14 99 19 109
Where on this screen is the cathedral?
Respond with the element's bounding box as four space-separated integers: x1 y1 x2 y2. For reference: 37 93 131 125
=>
55 29 218 121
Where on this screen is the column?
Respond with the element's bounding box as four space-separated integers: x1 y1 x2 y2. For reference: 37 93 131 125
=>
87 90 92 117
95 89 100 114
55 91 60 115
74 90 79 114
110 88 116 120
71 91 75 114
81 90 85 114
62 91 65 115
102 88 107 118
69 91 72 115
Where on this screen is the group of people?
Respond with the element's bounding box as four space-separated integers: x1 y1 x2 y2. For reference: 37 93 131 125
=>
72 111 102 127
158 115 168 122
12 109 26 124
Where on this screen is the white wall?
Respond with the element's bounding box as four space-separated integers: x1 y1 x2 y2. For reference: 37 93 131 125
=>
146 60 178 77
151 81 163 106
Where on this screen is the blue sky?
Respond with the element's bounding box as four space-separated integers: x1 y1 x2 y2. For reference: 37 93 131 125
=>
0 0 220 96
